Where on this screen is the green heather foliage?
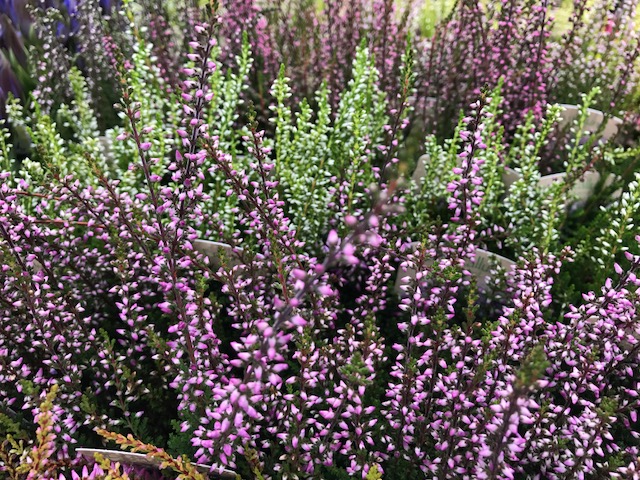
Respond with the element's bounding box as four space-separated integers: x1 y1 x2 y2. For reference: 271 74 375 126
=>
270 45 387 242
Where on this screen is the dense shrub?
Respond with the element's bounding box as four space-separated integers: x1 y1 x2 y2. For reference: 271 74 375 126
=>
1 1 640 479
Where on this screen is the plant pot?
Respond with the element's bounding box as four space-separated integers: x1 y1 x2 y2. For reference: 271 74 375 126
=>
411 154 429 184
557 104 622 142
77 448 236 479
503 168 618 206
193 239 244 269
395 244 516 296
503 104 623 203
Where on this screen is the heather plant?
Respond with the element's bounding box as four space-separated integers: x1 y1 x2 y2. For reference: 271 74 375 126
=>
3 1 640 480
416 0 554 138
415 0 640 142
268 46 388 243
550 0 640 115
0 385 186 479
407 85 639 254
0 8 391 475
217 0 414 114
388 93 640 478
